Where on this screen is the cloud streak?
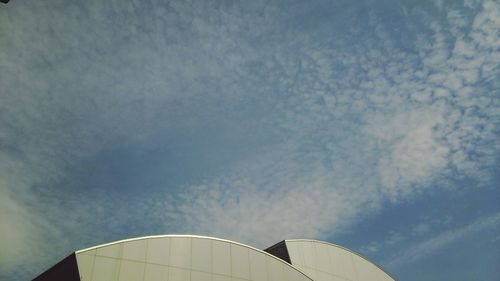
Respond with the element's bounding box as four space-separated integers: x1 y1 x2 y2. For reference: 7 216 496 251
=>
385 212 500 268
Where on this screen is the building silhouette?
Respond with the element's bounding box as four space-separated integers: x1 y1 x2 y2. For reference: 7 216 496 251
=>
33 235 395 281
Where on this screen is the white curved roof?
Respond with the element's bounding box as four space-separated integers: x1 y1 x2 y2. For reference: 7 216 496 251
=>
284 239 395 281
75 235 313 281
35 235 397 281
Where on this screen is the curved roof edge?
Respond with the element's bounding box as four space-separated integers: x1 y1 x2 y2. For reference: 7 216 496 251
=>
76 234 314 281
284 239 397 281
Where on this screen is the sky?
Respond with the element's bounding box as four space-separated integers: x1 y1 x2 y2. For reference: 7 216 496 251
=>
0 0 499 280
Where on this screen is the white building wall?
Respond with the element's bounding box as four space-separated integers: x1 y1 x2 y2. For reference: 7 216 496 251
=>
75 235 313 281
285 240 395 281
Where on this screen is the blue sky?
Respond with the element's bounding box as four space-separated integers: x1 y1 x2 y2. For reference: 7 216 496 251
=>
0 0 499 280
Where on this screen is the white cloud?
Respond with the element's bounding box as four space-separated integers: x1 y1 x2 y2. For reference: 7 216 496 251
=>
379 116 449 198
464 0 482 9
0 186 42 270
412 223 431 236
162 148 383 248
361 241 381 254
156 0 499 246
385 231 405 246
432 0 445 11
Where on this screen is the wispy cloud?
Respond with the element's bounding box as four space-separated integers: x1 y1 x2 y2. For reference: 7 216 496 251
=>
412 223 431 236
385 212 500 268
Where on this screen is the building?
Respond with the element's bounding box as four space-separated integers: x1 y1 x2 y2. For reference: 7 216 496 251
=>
33 235 396 281
265 239 395 281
